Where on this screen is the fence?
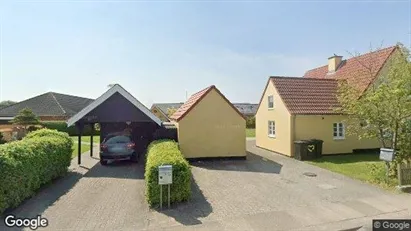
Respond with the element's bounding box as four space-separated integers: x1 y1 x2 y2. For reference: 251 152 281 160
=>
398 162 411 186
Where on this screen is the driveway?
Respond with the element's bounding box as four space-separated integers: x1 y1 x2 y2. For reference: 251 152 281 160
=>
1 140 410 230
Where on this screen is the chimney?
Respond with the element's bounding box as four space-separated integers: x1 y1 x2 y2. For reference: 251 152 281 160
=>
328 54 343 73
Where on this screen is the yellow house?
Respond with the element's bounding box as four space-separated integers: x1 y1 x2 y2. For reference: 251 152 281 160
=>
256 45 398 156
170 85 246 158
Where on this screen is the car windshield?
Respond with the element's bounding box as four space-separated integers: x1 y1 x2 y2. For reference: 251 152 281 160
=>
104 135 131 144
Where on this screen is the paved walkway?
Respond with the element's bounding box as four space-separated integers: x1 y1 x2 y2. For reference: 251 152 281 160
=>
0 141 410 230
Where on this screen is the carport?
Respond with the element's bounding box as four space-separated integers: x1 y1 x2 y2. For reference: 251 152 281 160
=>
67 84 162 165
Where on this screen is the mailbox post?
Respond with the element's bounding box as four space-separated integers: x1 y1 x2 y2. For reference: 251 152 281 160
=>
380 148 395 179
158 165 172 209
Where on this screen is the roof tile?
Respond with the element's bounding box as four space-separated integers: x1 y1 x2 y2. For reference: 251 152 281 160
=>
271 77 340 115
304 46 397 94
170 86 214 121
170 85 245 121
0 92 94 117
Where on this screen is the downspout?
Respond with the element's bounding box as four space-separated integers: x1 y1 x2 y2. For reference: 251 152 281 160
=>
291 115 296 157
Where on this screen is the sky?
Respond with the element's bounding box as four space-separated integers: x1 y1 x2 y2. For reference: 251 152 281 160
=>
0 1 410 107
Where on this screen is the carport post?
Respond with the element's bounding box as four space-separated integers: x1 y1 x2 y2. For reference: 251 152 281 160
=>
90 123 94 157
76 123 83 165
78 134 81 165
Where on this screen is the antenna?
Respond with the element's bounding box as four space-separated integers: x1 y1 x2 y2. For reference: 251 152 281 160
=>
185 90 188 100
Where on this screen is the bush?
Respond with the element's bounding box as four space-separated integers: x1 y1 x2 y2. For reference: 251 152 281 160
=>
41 121 100 136
0 129 73 213
0 132 6 144
145 140 191 207
246 116 255 129
27 125 41 133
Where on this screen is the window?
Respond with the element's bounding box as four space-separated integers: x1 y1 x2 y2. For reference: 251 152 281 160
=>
104 135 131 144
268 95 274 109
268 121 276 137
333 123 345 139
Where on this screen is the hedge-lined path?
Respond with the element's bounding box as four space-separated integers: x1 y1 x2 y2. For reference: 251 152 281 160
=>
1 141 411 230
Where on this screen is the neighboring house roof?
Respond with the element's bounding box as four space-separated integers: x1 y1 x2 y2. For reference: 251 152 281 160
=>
233 103 258 116
67 84 162 126
270 76 340 115
304 45 397 94
0 92 94 118
170 85 246 121
151 103 184 118
153 102 258 118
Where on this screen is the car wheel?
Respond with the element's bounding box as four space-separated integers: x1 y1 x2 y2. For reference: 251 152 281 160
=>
100 159 108 165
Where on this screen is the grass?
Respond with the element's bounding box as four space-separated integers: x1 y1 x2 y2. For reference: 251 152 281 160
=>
307 153 398 189
71 136 100 144
71 144 91 158
246 128 255 137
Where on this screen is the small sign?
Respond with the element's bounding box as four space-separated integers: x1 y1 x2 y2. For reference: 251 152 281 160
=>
380 148 395 162
158 165 172 185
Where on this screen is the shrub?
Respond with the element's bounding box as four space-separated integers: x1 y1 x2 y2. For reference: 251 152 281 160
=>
27 125 41 133
145 140 191 207
0 132 6 144
0 129 73 213
41 121 100 136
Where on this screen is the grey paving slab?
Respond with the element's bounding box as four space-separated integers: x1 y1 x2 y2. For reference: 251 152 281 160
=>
1 140 410 231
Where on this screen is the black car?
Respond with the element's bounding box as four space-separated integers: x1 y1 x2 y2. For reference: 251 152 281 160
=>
99 134 138 165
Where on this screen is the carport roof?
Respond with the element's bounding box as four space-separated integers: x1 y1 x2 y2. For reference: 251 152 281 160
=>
67 84 162 126
170 85 245 121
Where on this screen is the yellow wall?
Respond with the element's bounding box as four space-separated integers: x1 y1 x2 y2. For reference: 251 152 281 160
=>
294 115 380 154
177 88 246 158
151 107 169 122
255 81 293 156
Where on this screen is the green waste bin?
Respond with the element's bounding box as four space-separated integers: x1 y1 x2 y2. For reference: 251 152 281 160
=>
309 139 324 158
294 140 309 160
294 139 323 160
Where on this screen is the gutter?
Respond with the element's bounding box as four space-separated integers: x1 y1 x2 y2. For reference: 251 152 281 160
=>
0 117 14 120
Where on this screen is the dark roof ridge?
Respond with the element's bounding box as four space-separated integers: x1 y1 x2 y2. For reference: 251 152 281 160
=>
48 91 94 100
270 76 338 81
49 92 66 115
269 76 301 79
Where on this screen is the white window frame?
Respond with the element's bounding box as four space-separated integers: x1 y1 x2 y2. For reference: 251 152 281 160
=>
268 121 276 138
333 122 345 140
268 95 274 109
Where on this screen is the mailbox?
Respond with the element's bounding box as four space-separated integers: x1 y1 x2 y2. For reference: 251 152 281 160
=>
158 165 173 185
380 148 395 162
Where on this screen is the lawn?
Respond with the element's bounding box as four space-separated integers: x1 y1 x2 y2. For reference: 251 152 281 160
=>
307 154 398 189
71 144 91 158
71 135 100 144
246 128 255 137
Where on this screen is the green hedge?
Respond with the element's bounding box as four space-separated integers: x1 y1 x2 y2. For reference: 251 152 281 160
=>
0 129 73 213
145 140 191 207
41 121 100 136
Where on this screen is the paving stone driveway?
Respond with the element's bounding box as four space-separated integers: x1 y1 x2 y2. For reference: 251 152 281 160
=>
1 140 410 231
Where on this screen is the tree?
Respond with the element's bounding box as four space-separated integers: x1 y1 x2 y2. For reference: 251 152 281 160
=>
167 108 177 118
11 108 40 130
337 43 411 163
0 100 16 109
